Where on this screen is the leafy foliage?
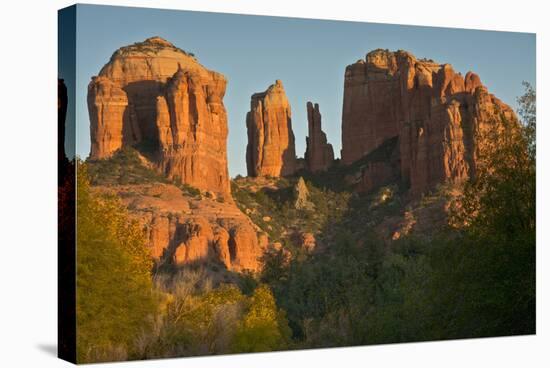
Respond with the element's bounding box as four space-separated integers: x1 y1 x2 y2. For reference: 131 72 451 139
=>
517 81 536 158
76 163 158 363
137 271 291 358
452 108 535 239
232 285 292 352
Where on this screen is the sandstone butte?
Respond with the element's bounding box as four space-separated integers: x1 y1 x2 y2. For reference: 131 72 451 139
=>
341 49 518 195
87 37 266 272
304 102 335 172
246 80 297 177
87 36 231 200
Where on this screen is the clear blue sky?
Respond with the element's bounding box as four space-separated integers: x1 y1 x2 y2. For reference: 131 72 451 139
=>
65 4 535 177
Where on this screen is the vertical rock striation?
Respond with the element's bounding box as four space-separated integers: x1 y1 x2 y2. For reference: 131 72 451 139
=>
154 65 230 198
87 37 231 199
88 76 131 159
304 102 334 172
341 49 517 195
246 80 297 177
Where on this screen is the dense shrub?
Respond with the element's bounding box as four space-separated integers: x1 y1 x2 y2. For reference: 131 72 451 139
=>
76 164 158 363
138 271 291 358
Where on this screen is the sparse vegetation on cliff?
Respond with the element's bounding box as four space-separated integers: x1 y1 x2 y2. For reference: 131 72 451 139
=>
231 176 350 244
87 147 168 186
112 36 195 59
87 147 202 198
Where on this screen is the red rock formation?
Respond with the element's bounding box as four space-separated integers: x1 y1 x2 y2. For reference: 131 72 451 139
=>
246 80 297 177
299 232 316 253
87 38 266 273
88 76 138 159
226 224 263 272
155 65 230 198
94 183 265 272
305 102 334 172
173 218 213 265
149 214 171 259
357 137 401 193
360 162 398 193
88 37 231 199
341 49 517 195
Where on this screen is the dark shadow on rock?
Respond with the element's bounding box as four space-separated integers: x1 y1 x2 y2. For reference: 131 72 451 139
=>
123 80 164 160
279 115 297 177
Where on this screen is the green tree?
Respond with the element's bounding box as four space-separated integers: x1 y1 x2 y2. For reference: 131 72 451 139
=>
232 285 292 352
421 83 537 338
453 83 535 238
517 81 536 159
76 163 157 363
166 284 245 356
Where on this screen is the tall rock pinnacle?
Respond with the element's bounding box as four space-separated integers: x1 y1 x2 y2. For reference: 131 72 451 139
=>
305 102 334 172
246 80 297 177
